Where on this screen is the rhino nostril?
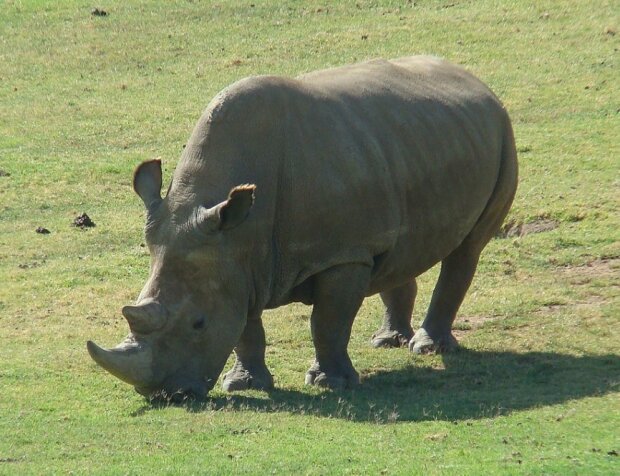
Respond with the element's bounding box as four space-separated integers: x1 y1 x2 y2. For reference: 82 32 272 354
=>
192 318 205 330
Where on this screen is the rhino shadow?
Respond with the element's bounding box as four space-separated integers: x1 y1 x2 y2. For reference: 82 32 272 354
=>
134 349 619 422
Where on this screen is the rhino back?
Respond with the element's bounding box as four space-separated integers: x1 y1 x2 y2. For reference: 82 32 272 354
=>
266 57 508 303
172 56 510 308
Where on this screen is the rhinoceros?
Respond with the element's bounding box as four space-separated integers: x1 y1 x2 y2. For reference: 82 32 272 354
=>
87 56 518 398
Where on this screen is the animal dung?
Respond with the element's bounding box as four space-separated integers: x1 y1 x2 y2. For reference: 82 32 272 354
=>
91 8 108 17
36 226 50 234
73 213 96 229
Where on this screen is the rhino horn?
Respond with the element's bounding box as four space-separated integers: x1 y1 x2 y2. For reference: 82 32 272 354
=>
121 300 168 334
87 339 153 387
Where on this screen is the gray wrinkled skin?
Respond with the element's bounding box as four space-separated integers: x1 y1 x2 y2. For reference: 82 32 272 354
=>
88 56 518 398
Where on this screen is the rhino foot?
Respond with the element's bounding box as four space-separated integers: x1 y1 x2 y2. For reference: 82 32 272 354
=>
222 363 274 392
305 362 360 390
370 329 413 348
409 328 459 354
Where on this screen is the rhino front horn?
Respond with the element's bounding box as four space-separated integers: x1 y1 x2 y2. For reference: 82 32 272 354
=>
87 339 154 387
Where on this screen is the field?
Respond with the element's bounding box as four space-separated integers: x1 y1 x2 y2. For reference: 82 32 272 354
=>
0 0 618 474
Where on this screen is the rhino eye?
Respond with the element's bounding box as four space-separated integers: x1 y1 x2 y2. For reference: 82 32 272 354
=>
192 318 205 330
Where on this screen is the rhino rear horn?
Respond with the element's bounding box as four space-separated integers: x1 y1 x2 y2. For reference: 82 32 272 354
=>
133 159 163 209
122 300 168 334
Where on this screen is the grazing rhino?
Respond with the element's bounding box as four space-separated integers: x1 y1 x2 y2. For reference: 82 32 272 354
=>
87 56 517 399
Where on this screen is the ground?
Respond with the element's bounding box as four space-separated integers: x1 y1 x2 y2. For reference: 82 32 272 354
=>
0 0 618 474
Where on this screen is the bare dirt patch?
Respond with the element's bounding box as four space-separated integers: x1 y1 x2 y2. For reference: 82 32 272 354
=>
535 296 610 316
535 258 619 314
497 218 558 238
18 260 45 269
453 315 499 339
561 258 619 283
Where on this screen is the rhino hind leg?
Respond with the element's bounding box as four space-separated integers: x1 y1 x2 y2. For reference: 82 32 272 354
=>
410 207 510 355
222 316 274 392
305 264 371 389
411 126 518 355
371 280 416 348
410 241 480 354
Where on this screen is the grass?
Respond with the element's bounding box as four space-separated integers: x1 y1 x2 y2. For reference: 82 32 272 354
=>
0 0 618 474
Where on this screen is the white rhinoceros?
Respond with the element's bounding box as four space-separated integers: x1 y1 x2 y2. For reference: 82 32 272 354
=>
88 56 518 398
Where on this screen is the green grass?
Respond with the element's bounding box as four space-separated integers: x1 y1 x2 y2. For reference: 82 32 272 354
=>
1 0 618 474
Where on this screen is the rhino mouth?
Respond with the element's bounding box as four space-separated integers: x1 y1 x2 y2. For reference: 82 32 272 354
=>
88 338 218 401
136 376 216 403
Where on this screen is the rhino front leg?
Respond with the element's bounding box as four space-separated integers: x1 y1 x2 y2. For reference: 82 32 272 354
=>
371 279 416 348
305 264 371 389
409 246 479 354
222 313 274 392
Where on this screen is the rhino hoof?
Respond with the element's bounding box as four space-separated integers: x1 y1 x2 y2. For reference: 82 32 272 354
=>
222 366 274 392
408 328 459 354
305 365 360 390
370 329 413 348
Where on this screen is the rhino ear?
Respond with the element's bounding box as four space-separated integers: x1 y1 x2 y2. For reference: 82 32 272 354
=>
133 159 162 209
199 184 256 232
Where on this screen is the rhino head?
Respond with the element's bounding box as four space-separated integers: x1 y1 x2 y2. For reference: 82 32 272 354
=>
87 160 256 399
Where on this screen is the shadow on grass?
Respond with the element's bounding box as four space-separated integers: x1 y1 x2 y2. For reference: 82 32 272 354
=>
133 349 619 422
